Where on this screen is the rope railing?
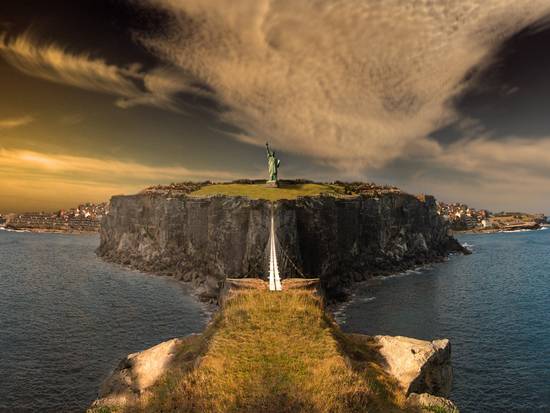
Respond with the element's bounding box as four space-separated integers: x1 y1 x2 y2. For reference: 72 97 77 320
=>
274 235 308 278
265 203 310 286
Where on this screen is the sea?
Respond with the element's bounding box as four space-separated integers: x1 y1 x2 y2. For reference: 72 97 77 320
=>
339 228 550 413
0 231 208 412
1 229 549 412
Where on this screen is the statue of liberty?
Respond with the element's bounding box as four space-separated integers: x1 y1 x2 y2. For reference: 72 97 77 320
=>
265 142 280 187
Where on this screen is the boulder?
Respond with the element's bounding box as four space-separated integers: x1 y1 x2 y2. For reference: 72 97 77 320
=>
196 275 221 301
407 392 459 412
374 335 452 397
91 337 184 408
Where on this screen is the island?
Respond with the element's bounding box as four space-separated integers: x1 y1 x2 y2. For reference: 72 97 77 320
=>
90 180 467 412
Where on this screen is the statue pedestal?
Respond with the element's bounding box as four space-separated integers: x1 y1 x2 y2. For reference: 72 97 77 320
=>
265 180 279 188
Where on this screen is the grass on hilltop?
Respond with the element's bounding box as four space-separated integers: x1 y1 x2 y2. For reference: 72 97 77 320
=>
188 182 346 201
106 287 418 413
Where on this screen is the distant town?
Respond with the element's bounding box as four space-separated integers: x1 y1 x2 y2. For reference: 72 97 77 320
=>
0 197 547 234
0 202 108 233
436 201 547 232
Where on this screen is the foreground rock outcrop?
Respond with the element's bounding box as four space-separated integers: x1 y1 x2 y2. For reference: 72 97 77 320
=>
407 393 459 413
98 188 466 300
374 335 452 397
91 338 187 408
93 335 457 412
90 279 457 413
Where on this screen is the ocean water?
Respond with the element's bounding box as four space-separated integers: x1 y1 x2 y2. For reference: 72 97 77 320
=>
341 229 550 413
0 231 208 413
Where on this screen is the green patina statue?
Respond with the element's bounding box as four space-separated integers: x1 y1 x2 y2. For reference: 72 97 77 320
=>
265 142 281 185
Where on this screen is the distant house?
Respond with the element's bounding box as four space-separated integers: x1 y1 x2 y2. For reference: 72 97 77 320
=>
481 219 493 228
463 215 477 229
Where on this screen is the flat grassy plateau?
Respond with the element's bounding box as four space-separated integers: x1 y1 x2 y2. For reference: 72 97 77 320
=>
97 286 427 413
189 183 346 201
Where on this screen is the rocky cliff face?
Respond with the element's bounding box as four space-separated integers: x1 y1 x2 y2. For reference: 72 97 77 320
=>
98 192 465 300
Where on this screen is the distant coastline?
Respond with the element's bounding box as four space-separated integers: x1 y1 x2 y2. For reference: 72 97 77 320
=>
454 222 546 235
0 226 97 234
437 201 547 233
0 202 106 234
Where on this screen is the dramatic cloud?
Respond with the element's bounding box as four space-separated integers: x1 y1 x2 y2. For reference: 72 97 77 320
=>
437 138 550 181
0 115 33 129
0 147 238 183
0 31 197 112
373 134 550 212
0 146 242 212
140 0 550 172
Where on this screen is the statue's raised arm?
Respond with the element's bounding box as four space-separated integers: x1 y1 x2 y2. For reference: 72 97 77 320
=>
266 142 273 157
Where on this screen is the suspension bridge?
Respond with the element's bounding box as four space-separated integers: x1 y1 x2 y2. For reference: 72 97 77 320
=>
267 205 311 290
268 210 282 291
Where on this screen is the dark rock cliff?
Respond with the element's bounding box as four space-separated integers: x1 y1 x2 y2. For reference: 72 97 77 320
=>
97 193 465 300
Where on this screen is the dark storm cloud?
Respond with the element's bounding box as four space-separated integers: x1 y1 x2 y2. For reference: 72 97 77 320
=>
0 0 159 66
431 19 550 144
0 30 210 112
465 24 550 137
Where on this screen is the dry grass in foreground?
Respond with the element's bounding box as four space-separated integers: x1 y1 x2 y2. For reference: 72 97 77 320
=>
104 288 417 413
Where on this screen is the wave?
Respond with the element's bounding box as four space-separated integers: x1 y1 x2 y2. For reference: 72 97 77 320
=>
461 242 475 253
380 266 432 281
331 292 357 325
0 227 29 233
499 228 544 234
333 307 348 324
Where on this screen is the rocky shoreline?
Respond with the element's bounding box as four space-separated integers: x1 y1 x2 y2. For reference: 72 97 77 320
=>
0 226 98 234
455 224 545 235
91 183 467 412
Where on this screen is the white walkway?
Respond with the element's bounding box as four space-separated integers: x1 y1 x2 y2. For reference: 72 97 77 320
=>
268 212 282 291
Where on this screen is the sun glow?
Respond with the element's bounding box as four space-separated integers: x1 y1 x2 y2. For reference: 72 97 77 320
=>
0 147 240 213
18 151 62 168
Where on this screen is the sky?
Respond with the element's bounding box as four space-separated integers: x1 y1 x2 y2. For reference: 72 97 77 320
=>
2 1 550 213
